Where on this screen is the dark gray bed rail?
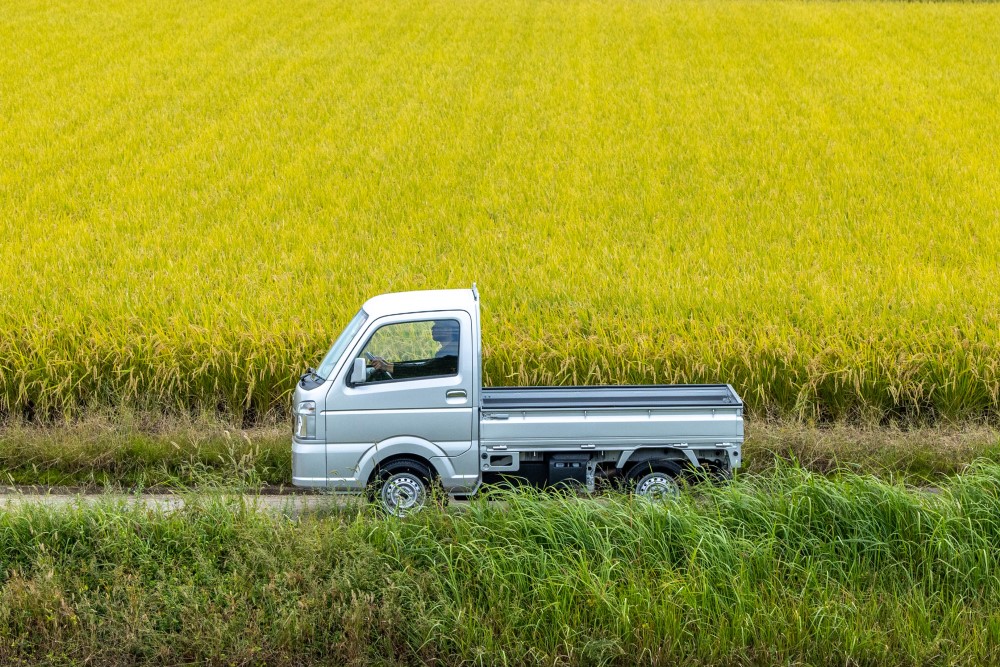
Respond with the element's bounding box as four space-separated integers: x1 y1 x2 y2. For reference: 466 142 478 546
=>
481 385 742 410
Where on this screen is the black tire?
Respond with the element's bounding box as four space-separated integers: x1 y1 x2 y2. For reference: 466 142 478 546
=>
370 458 434 517
370 458 448 516
625 459 684 501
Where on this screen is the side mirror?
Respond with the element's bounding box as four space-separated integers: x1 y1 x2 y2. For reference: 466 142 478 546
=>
351 357 367 385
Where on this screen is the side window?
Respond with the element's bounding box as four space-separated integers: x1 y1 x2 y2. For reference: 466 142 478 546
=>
358 319 461 383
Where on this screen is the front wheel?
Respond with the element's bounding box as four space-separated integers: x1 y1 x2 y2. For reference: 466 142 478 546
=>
371 459 434 517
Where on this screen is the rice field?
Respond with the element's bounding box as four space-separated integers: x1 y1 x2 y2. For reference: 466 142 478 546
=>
2 0 999 422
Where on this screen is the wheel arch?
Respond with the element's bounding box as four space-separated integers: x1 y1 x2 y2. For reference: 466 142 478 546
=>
358 436 447 486
617 447 699 475
625 457 685 480
369 453 438 485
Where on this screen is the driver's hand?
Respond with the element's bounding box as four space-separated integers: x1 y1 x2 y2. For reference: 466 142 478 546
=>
371 356 392 373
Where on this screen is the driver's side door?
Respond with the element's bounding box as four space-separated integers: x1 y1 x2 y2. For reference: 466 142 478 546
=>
323 311 475 484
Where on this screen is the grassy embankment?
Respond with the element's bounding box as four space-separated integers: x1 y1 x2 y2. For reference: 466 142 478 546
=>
0 418 996 489
2 465 1000 665
2 0 999 424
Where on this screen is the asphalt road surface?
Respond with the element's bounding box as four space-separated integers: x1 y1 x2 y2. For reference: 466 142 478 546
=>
0 491 355 517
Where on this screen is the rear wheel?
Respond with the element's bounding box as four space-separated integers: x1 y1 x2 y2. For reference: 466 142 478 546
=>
626 460 683 501
371 459 434 517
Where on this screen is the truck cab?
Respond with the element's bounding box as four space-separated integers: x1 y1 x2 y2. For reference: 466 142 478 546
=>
293 287 743 515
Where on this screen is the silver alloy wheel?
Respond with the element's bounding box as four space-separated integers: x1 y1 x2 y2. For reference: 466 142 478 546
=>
379 472 428 517
634 471 680 501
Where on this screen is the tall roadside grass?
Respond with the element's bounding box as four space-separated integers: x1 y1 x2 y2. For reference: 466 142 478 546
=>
2 0 1000 423
2 465 1000 665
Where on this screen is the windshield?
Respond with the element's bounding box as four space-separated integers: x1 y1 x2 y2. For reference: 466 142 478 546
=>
315 309 368 380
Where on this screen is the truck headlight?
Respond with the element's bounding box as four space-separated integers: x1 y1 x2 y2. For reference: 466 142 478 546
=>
295 401 317 439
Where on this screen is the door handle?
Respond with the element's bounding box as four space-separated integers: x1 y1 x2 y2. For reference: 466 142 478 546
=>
446 389 467 399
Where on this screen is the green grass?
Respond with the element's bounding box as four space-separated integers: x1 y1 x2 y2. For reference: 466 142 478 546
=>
2 465 1000 665
1 419 996 489
2 0 1000 423
744 422 1000 480
0 418 291 489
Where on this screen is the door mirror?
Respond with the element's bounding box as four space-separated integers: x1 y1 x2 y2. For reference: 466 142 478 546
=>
351 357 367 385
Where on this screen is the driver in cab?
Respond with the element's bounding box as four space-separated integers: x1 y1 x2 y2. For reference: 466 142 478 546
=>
369 320 459 379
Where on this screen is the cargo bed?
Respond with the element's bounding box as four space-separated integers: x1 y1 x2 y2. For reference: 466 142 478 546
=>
480 385 743 451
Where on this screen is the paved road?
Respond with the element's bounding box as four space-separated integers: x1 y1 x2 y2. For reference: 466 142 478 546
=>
0 483 941 516
0 492 349 516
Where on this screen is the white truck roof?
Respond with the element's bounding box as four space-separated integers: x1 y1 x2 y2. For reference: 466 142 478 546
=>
361 288 477 320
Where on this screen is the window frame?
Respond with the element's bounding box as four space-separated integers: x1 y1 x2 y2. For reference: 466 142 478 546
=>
346 317 462 387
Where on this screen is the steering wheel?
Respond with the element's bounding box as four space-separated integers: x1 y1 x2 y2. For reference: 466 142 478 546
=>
367 367 393 382
365 352 393 381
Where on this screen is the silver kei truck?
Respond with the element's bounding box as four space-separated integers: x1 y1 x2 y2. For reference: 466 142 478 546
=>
292 286 744 515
